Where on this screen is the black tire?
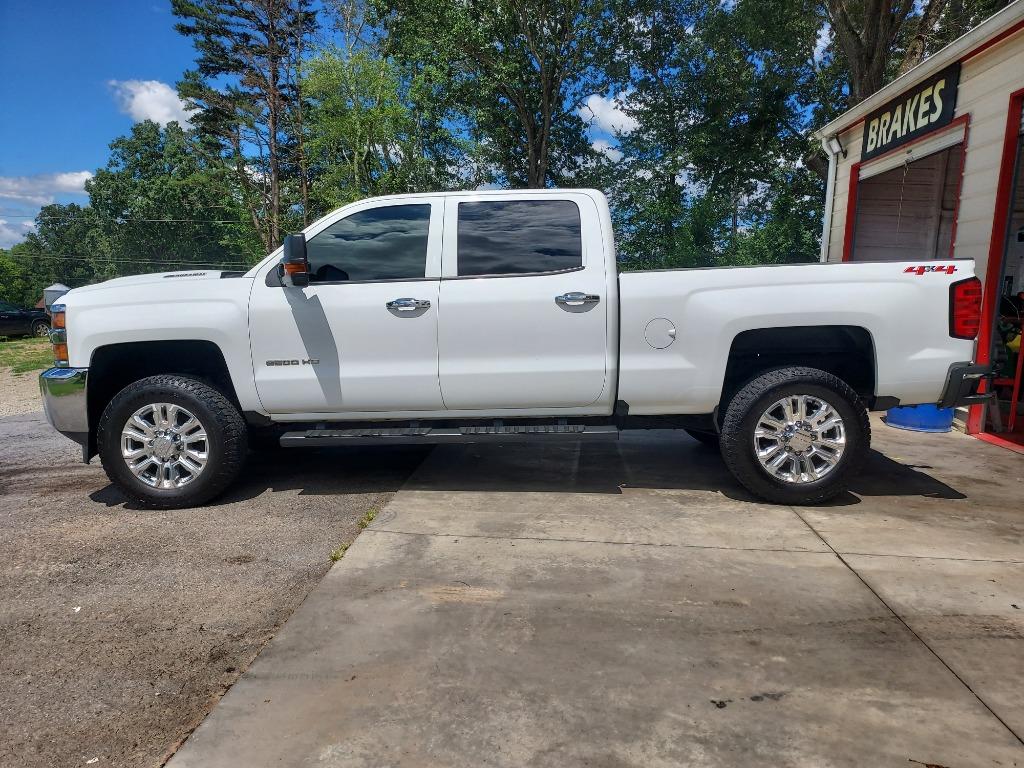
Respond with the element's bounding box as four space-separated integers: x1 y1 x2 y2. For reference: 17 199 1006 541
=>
684 428 720 449
31 320 51 338
98 375 248 509
720 367 869 505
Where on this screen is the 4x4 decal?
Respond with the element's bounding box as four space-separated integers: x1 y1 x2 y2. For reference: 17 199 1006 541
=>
904 264 957 275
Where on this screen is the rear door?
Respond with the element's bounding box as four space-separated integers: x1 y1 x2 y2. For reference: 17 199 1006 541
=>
437 193 608 410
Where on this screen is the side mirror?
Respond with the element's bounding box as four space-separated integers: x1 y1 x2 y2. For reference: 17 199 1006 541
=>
280 233 310 287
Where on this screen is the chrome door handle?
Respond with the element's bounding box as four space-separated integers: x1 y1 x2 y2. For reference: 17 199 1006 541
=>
555 292 600 307
386 297 431 311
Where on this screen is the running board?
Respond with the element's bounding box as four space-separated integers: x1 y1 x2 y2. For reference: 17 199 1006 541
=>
280 423 620 447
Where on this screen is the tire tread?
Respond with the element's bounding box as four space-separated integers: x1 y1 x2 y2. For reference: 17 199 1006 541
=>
97 375 247 508
720 366 870 505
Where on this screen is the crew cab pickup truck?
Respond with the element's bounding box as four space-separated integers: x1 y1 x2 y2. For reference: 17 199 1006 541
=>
40 189 988 508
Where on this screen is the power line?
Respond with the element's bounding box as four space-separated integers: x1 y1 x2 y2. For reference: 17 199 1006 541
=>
7 252 254 269
1 213 250 225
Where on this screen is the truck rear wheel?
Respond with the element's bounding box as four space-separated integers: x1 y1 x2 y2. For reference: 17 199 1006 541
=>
97 375 248 509
719 367 869 505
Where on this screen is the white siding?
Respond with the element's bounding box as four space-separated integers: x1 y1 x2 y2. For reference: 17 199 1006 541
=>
950 36 1024 286
824 29 1024 279
826 123 864 262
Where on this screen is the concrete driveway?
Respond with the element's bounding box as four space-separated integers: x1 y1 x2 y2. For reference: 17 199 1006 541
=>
167 420 1024 767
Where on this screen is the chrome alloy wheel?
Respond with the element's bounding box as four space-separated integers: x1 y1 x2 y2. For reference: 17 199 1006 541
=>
753 394 846 484
121 403 208 489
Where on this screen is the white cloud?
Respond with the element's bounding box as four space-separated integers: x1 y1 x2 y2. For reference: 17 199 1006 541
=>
0 219 34 248
814 23 832 63
592 138 623 163
578 93 638 135
109 79 196 127
0 171 93 206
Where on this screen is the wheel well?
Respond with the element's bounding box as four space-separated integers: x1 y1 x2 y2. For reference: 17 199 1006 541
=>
86 340 239 458
721 326 876 412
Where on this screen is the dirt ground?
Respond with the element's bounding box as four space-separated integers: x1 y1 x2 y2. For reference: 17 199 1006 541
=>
0 410 429 768
0 367 43 418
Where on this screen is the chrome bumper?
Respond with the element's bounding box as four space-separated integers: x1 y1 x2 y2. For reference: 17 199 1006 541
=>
39 367 89 451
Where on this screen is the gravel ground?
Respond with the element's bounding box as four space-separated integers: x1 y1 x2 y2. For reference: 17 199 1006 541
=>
0 368 43 417
0 411 429 768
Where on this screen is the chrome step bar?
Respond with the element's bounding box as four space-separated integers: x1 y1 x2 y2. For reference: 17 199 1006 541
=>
280 423 620 447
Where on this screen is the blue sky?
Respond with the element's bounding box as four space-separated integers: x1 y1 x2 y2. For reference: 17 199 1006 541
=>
0 0 198 246
0 0 636 248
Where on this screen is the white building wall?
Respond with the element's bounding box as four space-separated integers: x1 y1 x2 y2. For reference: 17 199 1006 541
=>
825 29 1024 285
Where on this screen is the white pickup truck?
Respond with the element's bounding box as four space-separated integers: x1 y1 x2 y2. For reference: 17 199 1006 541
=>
40 189 988 508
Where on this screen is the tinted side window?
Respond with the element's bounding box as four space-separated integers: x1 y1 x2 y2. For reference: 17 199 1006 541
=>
306 204 431 283
457 200 582 276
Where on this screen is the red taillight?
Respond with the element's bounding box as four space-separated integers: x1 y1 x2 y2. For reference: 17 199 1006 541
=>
950 277 982 340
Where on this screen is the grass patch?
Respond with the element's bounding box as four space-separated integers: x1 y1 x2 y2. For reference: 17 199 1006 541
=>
358 507 379 530
329 507 380 562
0 337 53 375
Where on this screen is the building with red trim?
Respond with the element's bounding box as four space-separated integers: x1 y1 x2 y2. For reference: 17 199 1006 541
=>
816 0 1024 449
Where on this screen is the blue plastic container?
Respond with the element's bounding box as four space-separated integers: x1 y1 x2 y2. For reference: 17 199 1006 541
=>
885 404 955 433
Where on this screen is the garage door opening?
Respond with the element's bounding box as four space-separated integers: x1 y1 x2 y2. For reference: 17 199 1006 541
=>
982 119 1024 447
849 142 964 262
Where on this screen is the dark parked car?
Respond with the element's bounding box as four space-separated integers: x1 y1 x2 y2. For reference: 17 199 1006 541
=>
0 301 51 338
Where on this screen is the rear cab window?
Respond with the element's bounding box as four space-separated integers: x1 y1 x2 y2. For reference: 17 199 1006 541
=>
456 200 583 277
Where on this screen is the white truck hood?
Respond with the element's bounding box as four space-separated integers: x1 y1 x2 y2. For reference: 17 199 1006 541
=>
65 270 241 296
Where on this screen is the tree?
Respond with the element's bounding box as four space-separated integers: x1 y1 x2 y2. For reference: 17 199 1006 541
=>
302 50 464 211
607 0 824 268
0 248 34 306
825 0 1011 103
173 0 318 251
87 120 259 272
372 0 607 188
825 0 920 104
6 205 108 302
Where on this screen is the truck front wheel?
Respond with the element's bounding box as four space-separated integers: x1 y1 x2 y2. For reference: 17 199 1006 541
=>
97 375 248 509
719 367 870 505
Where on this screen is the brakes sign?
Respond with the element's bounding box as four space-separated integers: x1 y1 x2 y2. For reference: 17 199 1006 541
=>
905 264 957 275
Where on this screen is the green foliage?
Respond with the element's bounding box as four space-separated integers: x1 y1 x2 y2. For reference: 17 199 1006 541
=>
373 0 606 188
0 248 35 306
609 0 826 269
173 0 318 250
6 205 108 303
302 50 464 211
88 120 259 271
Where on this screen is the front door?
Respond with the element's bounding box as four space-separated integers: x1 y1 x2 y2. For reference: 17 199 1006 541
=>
249 199 444 415
437 194 609 410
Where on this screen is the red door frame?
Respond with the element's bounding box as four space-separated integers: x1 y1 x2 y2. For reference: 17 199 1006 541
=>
841 114 971 262
967 86 1024 434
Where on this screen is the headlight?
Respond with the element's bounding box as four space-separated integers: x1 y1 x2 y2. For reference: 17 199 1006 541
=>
50 304 68 367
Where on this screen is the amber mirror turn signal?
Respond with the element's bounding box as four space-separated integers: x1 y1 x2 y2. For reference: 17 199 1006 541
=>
280 233 310 287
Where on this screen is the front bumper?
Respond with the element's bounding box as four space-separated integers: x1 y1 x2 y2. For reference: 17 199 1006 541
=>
937 362 991 409
39 367 89 454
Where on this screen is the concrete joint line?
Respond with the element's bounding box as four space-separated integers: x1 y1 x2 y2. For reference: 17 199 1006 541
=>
832 550 1024 565
368 527 834 556
787 505 1024 748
